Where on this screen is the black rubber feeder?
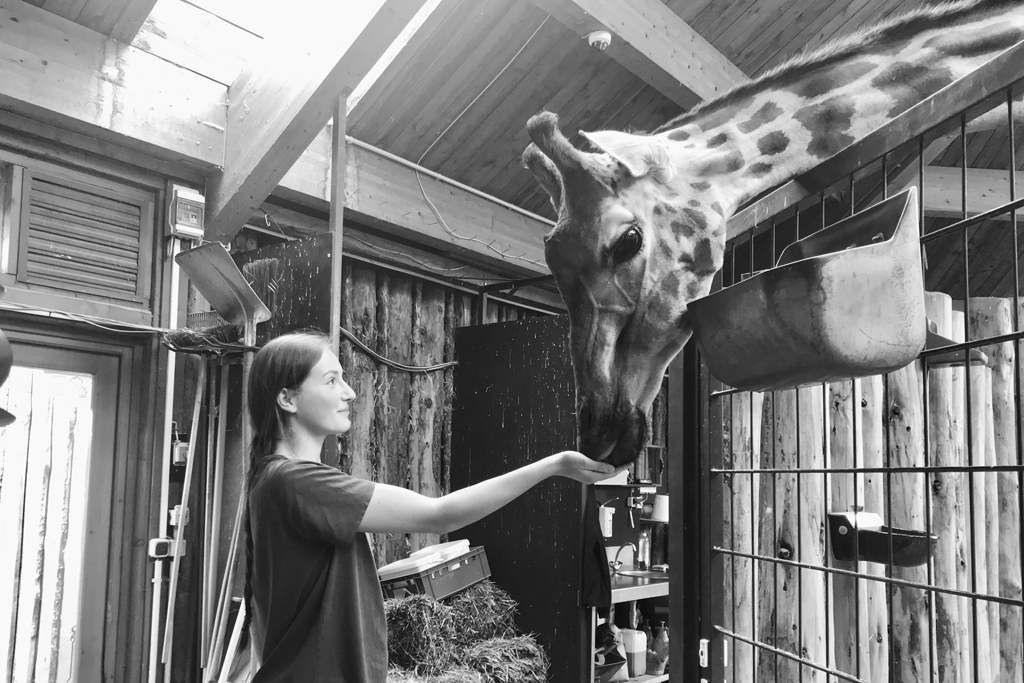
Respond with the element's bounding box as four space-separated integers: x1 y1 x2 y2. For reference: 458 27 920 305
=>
828 510 937 567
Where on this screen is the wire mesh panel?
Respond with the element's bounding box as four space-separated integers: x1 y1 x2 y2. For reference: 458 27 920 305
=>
701 78 1024 683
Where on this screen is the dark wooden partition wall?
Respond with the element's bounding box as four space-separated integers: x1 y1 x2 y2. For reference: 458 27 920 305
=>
229 232 542 565
450 315 591 683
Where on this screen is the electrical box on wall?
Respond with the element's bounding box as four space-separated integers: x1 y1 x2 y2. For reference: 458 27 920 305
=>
169 185 205 240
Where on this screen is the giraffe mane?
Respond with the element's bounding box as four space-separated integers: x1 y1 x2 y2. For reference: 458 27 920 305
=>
652 0 1015 134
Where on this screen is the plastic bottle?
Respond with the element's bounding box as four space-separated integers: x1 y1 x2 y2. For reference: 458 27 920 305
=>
637 527 651 570
621 602 647 678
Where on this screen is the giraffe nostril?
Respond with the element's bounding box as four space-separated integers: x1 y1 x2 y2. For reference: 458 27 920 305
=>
578 400 596 432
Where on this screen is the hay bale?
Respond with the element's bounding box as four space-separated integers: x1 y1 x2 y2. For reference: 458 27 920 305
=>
387 667 486 683
444 580 518 645
462 636 549 683
384 595 460 675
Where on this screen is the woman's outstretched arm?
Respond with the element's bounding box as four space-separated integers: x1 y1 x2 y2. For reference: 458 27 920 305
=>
359 451 621 534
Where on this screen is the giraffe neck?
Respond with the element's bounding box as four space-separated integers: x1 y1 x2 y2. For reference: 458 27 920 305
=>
657 0 1024 213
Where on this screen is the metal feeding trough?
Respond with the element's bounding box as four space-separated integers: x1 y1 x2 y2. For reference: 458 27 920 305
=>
828 509 937 567
689 187 926 392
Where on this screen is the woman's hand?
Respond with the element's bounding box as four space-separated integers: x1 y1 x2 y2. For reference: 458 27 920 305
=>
550 450 626 484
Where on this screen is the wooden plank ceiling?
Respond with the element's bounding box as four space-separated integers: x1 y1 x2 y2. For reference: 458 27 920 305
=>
24 0 1024 295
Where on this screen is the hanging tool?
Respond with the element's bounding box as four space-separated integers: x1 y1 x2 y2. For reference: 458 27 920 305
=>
161 361 207 662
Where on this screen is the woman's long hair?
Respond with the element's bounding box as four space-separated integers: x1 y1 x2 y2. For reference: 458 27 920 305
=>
242 332 330 645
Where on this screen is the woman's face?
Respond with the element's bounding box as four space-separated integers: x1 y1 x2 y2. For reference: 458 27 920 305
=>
283 348 357 437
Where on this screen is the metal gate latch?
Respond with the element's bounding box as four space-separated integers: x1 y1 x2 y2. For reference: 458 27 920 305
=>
699 638 709 668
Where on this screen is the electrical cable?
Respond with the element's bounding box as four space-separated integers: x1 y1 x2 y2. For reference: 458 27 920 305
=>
413 16 550 268
338 324 456 373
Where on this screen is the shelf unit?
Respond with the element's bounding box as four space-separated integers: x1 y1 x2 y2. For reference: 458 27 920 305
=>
590 575 671 683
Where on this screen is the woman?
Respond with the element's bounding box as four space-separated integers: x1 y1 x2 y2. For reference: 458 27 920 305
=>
243 332 621 682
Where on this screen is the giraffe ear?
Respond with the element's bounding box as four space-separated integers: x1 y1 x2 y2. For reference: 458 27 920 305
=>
580 130 676 184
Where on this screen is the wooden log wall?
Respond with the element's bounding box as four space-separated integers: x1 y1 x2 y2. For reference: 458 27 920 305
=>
215 235 536 567
337 259 542 565
710 291 1024 683
170 233 549 678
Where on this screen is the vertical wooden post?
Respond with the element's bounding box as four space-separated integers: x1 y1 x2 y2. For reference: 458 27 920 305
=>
757 392 779 683
326 96 346 469
983 370 1001 680
731 391 755 680
407 281 445 552
797 385 827 682
860 375 889 681
973 297 1022 679
756 388 826 681
719 390 734 682
886 360 930 682
926 292 963 683
950 308 973 683
830 379 865 677
967 361 992 683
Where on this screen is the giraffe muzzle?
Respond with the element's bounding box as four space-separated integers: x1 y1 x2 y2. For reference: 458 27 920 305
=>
577 396 648 468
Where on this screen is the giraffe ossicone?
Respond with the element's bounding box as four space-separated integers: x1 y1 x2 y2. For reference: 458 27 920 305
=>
524 0 1024 467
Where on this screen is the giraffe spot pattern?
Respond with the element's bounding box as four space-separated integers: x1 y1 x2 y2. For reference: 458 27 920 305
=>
747 162 774 177
710 202 724 216
695 103 747 132
697 151 745 176
667 128 691 141
757 131 790 156
871 62 956 118
793 96 857 159
691 237 722 275
688 199 701 208
682 208 708 234
738 101 784 134
690 181 711 191
670 217 695 238
923 25 1024 60
685 278 706 301
786 60 876 99
706 132 729 148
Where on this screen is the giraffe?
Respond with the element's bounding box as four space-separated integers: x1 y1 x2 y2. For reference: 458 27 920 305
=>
523 0 1024 468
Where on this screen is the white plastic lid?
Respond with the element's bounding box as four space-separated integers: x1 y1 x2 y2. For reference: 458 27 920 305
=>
377 553 444 582
410 540 470 563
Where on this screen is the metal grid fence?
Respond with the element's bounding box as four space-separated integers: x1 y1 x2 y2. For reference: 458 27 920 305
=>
700 57 1024 683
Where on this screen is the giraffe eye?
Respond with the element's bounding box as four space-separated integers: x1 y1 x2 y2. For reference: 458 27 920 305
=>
611 225 643 263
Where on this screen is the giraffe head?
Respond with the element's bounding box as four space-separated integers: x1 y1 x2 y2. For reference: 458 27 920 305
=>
524 112 733 467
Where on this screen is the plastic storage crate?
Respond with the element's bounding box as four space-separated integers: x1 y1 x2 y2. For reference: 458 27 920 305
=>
379 546 491 600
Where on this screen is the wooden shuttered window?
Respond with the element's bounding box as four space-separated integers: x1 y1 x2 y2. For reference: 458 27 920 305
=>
17 171 154 306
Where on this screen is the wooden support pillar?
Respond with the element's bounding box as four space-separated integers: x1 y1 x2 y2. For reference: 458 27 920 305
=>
860 375 889 681
325 96 346 470
730 390 761 681
971 298 1022 680
886 359 930 683
755 387 826 682
926 292 964 683
830 379 865 677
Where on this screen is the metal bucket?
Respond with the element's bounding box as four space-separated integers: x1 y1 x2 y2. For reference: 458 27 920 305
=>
689 187 925 392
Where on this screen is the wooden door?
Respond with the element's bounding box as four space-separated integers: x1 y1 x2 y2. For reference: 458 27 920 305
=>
0 342 121 683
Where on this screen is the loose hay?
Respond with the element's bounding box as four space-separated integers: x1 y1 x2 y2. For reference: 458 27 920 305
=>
385 580 548 683
461 636 549 683
384 594 460 675
387 667 486 683
445 580 518 645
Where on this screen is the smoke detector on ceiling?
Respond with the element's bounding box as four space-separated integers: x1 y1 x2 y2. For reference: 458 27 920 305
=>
587 30 612 51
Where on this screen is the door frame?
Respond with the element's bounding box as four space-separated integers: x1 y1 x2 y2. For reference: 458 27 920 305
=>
2 313 162 682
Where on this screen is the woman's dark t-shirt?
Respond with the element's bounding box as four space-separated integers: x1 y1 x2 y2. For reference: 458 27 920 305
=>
249 455 383 682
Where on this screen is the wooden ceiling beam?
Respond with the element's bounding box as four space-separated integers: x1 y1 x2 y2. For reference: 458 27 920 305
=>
277 127 552 278
203 0 432 242
0 0 225 168
109 0 159 43
534 0 747 110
